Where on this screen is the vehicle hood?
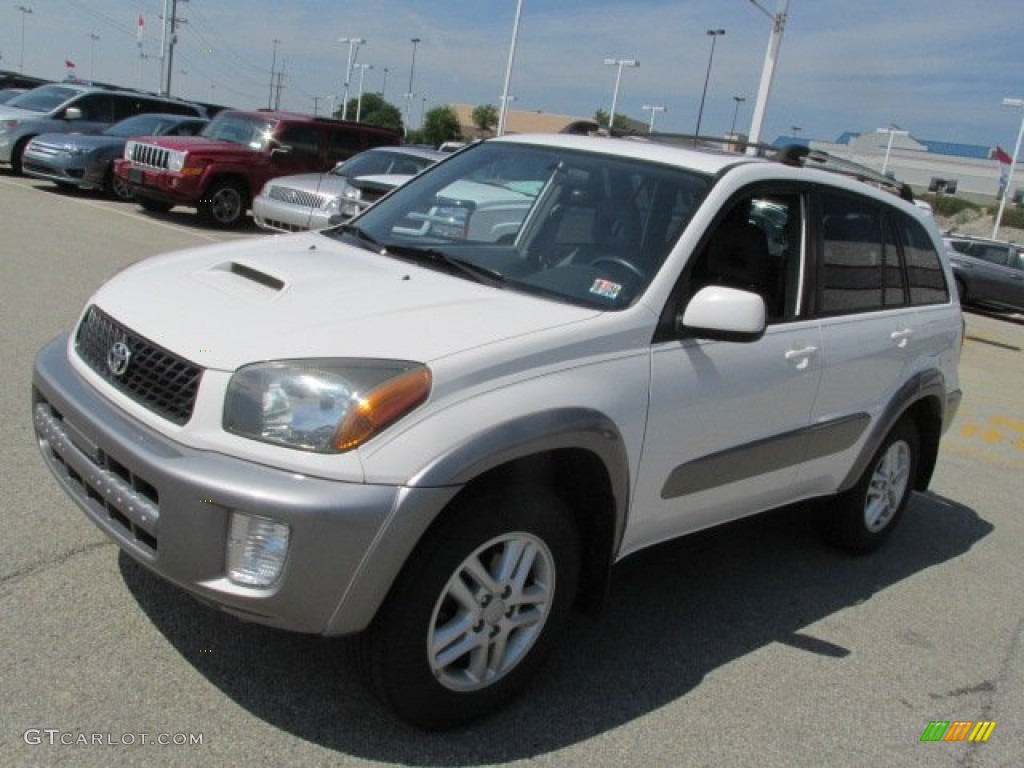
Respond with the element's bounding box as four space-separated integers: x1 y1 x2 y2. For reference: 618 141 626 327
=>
132 135 255 156
265 171 346 196
30 132 125 150
88 232 597 371
0 104 39 120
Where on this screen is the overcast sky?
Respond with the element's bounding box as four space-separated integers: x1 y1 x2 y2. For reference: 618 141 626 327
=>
3 1 1022 149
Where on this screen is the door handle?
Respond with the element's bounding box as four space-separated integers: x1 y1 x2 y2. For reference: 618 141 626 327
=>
784 346 818 370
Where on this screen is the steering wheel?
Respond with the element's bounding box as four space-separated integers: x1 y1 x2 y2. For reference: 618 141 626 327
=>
590 256 646 281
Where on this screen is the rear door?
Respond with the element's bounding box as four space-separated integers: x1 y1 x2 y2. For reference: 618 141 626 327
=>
797 191 917 493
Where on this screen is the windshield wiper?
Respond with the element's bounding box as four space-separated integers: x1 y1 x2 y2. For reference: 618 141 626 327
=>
335 223 386 253
382 243 507 287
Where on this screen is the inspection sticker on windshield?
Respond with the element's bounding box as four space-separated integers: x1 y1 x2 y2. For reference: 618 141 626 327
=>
590 279 622 300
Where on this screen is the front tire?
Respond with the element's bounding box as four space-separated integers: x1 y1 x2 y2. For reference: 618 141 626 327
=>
825 418 918 554
197 180 247 227
105 166 134 201
358 485 580 730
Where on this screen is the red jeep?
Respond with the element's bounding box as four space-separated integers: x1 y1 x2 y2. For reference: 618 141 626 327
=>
114 109 400 227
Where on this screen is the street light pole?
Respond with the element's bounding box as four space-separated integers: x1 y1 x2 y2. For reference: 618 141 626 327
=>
354 63 373 122
876 125 909 175
497 0 524 137
642 104 665 133
405 37 421 136
694 28 725 139
747 0 790 149
16 5 33 74
730 96 746 136
88 33 100 81
603 57 638 131
338 36 365 120
268 39 280 109
993 97 1024 239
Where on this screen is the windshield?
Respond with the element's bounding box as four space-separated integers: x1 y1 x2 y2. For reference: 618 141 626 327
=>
6 85 82 113
331 141 712 309
105 114 174 138
201 112 276 149
331 150 437 178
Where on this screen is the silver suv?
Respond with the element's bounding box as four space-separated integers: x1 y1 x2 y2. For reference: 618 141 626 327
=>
32 136 962 729
0 82 204 175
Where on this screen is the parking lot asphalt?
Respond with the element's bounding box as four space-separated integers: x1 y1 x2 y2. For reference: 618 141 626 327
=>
1 172 1021 767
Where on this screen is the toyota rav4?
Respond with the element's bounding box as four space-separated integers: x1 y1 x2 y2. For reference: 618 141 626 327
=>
33 134 962 729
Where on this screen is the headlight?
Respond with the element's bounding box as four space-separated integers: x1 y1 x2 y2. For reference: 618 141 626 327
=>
168 151 187 173
223 359 431 453
63 144 87 156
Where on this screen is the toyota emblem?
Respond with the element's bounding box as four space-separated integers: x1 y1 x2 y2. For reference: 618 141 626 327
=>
106 341 132 377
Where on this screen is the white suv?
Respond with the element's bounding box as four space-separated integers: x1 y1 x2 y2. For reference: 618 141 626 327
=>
32 134 963 729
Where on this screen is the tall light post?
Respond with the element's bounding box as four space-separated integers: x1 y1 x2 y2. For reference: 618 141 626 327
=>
694 28 725 138
354 63 373 122
88 33 100 80
268 39 280 109
338 36 365 120
380 67 389 99
730 95 746 136
876 125 909 175
747 0 790 149
405 37 421 136
497 0 524 136
642 104 665 133
16 5 33 74
993 97 1024 239
603 57 638 131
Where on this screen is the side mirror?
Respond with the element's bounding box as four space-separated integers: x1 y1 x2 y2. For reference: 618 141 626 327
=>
678 285 766 342
64 107 83 121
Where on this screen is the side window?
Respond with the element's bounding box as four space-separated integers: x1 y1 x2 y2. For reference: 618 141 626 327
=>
691 192 803 322
898 213 949 306
277 124 319 156
819 193 889 314
73 94 116 122
966 243 1010 266
329 128 364 159
882 219 907 307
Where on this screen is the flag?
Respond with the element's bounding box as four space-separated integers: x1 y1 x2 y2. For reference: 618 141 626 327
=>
995 145 1013 165
137 14 145 48
65 60 76 69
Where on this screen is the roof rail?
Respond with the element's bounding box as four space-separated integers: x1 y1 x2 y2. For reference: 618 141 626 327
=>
777 144 915 202
606 127 915 202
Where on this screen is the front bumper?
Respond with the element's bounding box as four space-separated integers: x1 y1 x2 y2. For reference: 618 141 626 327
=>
114 160 200 205
252 193 337 233
21 151 102 190
32 334 456 635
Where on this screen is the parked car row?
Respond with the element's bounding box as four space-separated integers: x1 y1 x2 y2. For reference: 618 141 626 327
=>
944 233 1024 313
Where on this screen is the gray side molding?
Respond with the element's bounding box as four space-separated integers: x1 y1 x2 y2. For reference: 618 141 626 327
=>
838 368 949 493
409 407 632 545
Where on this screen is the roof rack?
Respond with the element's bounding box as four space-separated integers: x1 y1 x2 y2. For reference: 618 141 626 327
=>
606 127 915 202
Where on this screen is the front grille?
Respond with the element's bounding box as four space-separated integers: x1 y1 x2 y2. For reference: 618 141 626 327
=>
268 185 327 209
26 142 63 158
128 143 171 170
75 306 203 425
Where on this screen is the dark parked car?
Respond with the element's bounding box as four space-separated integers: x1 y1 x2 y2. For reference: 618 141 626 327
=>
944 235 1024 312
22 113 208 200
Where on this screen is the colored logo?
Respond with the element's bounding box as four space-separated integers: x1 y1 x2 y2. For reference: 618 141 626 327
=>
920 720 997 742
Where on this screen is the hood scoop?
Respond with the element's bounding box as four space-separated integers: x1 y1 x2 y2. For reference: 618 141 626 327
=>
195 260 287 301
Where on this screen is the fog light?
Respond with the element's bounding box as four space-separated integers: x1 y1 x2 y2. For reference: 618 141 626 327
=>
226 512 290 587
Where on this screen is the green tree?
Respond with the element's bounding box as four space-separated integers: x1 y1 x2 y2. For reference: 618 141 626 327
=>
420 105 463 147
593 108 628 131
333 93 405 135
472 103 499 136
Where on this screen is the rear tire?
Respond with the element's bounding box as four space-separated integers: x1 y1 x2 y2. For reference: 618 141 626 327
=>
825 418 918 554
357 485 580 730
